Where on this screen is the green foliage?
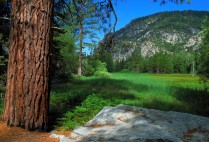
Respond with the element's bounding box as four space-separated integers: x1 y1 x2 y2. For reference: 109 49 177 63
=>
0 54 6 115
128 48 143 73
83 59 111 77
121 69 131 73
0 56 7 96
0 84 5 93
56 0 108 76
0 55 7 66
0 98 3 114
52 26 78 80
91 60 107 72
59 94 111 130
94 71 112 78
173 54 186 73
198 17 209 84
0 3 9 103
49 73 209 130
83 59 95 76
113 48 197 74
114 59 128 72
96 46 114 72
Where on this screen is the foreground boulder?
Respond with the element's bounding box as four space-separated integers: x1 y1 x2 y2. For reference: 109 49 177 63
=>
51 104 209 142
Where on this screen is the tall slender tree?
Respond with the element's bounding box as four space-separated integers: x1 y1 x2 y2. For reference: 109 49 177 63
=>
198 17 209 83
57 0 115 76
3 0 53 131
71 0 107 76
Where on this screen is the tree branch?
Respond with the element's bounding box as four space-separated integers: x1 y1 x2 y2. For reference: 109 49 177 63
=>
61 0 74 22
0 17 10 21
55 15 71 25
108 0 117 34
72 0 82 21
51 26 63 30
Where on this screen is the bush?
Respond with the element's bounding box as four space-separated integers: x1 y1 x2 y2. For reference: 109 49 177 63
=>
94 71 112 78
83 60 111 77
84 64 94 76
91 60 107 72
72 74 81 79
121 69 131 73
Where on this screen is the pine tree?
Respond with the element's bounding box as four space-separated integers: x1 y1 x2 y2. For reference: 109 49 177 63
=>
54 26 77 78
3 0 53 131
56 0 106 77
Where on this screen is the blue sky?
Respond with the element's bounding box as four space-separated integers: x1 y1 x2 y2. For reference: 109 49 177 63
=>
113 0 209 30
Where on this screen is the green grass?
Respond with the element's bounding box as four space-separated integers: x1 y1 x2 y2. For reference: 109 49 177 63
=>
49 73 209 130
0 73 207 130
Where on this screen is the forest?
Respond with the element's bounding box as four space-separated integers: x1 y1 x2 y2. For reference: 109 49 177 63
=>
0 0 209 141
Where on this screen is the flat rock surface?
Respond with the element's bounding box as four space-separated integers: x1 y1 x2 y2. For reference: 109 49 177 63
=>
51 104 209 142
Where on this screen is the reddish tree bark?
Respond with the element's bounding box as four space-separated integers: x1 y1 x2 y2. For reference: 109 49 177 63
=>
3 0 53 131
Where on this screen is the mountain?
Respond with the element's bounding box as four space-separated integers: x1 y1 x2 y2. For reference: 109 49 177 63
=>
101 10 209 62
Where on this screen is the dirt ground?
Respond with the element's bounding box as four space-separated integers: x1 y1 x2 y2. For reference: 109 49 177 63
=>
0 121 69 142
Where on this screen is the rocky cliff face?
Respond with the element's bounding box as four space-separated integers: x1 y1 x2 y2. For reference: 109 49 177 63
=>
103 11 209 61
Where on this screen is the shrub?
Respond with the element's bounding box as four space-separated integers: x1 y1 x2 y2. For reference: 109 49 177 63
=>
94 71 112 78
84 64 94 76
84 60 111 77
121 69 131 73
91 60 107 72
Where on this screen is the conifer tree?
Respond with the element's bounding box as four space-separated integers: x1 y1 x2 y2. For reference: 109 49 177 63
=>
198 17 209 82
3 0 53 131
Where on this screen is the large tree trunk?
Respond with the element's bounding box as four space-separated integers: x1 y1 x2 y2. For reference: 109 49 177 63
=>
3 0 53 131
77 21 83 77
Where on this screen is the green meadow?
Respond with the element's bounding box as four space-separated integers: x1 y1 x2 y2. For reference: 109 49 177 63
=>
49 73 209 130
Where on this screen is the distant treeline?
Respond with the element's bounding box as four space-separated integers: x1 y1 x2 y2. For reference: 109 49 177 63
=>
95 47 197 74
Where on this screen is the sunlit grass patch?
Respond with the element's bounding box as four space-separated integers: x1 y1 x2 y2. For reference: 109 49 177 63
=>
50 73 209 130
